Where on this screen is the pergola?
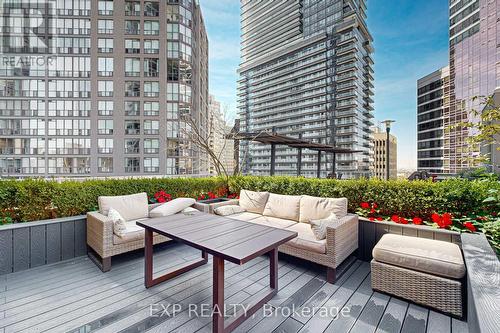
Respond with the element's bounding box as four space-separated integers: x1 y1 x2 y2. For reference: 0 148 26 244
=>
231 131 363 178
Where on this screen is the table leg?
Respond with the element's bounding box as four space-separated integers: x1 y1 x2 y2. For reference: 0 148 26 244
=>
145 229 154 288
270 248 278 289
213 256 225 333
143 230 208 289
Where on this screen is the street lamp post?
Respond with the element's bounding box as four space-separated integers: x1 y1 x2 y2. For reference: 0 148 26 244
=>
381 120 395 180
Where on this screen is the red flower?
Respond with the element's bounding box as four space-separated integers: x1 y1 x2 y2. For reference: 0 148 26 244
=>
376 217 384 221
412 217 423 225
361 202 370 209
463 222 476 232
391 215 399 223
157 196 166 203
431 213 441 223
399 218 408 224
369 217 375 221
370 208 375 214
372 203 378 209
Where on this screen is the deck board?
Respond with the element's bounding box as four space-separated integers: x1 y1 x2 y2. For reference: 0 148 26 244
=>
0 242 468 333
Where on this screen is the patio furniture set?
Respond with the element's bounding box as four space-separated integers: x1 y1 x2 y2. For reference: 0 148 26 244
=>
86 190 467 332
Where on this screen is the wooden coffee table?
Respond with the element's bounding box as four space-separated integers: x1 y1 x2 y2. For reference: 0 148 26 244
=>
137 211 297 333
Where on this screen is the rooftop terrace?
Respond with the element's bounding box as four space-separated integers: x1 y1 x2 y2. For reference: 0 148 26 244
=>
0 242 469 333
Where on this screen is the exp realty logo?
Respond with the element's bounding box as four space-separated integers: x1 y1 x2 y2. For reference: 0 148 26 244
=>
0 0 56 54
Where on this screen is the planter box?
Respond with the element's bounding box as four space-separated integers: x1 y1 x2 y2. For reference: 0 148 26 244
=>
358 217 461 261
194 198 238 214
0 215 87 275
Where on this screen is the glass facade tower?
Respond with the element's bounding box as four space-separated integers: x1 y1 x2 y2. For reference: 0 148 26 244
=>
237 0 374 179
0 0 209 177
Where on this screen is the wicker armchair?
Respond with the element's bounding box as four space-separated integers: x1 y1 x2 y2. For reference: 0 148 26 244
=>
87 203 170 272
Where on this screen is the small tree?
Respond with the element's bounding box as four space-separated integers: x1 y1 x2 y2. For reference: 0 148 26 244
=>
450 95 500 166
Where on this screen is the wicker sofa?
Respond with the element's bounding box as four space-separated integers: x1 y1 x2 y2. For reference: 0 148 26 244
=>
87 192 170 271
204 190 359 283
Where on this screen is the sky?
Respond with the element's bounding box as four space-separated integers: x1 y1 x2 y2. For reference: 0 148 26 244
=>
198 0 450 170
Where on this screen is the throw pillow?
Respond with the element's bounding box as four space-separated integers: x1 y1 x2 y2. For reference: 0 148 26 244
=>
108 207 127 237
310 214 339 240
149 198 196 218
239 190 269 214
214 205 246 216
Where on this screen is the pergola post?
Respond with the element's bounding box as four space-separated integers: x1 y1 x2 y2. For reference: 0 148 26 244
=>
316 151 321 178
297 133 302 176
332 152 336 178
270 143 276 176
270 127 276 176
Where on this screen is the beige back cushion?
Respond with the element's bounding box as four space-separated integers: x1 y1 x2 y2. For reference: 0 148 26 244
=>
98 192 149 221
263 193 302 221
299 195 348 223
239 190 269 214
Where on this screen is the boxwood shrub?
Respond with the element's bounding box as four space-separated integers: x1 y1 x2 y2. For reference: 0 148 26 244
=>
0 176 498 223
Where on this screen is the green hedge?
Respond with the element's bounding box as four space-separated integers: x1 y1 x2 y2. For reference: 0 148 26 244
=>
229 176 500 219
0 176 498 223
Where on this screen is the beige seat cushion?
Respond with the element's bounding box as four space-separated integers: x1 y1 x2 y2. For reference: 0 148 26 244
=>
299 195 348 223
372 234 465 279
112 219 147 245
263 193 301 221
239 190 269 214
284 223 326 254
250 216 297 229
225 212 261 222
99 192 149 221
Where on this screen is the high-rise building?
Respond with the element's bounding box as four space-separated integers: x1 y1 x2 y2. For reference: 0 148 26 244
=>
237 0 374 179
208 95 236 176
0 0 209 178
445 0 499 172
372 126 397 179
416 66 449 174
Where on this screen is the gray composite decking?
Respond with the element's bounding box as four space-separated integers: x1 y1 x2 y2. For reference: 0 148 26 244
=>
0 242 468 333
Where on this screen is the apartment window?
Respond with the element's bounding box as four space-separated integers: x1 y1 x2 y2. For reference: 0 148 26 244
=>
125 157 140 173
98 0 113 15
144 40 159 54
125 120 140 135
98 101 114 116
125 81 140 97
167 83 179 101
98 57 113 76
48 100 89 117
144 2 159 16
144 139 159 154
125 101 140 116
144 157 159 173
125 139 140 153
98 157 113 173
167 60 179 81
144 58 159 77
98 119 113 135
144 21 159 35
166 5 180 22
98 138 113 153
98 38 113 53
144 81 159 97
125 58 140 77
125 39 140 54
167 41 179 58
98 20 113 34
125 20 140 35
98 80 113 97
125 1 140 16
167 23 179 39
167 102 178 119
144 101 159 116
144 120 159 135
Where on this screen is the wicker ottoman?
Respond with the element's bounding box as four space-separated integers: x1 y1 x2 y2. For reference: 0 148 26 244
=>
371 234 466 317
